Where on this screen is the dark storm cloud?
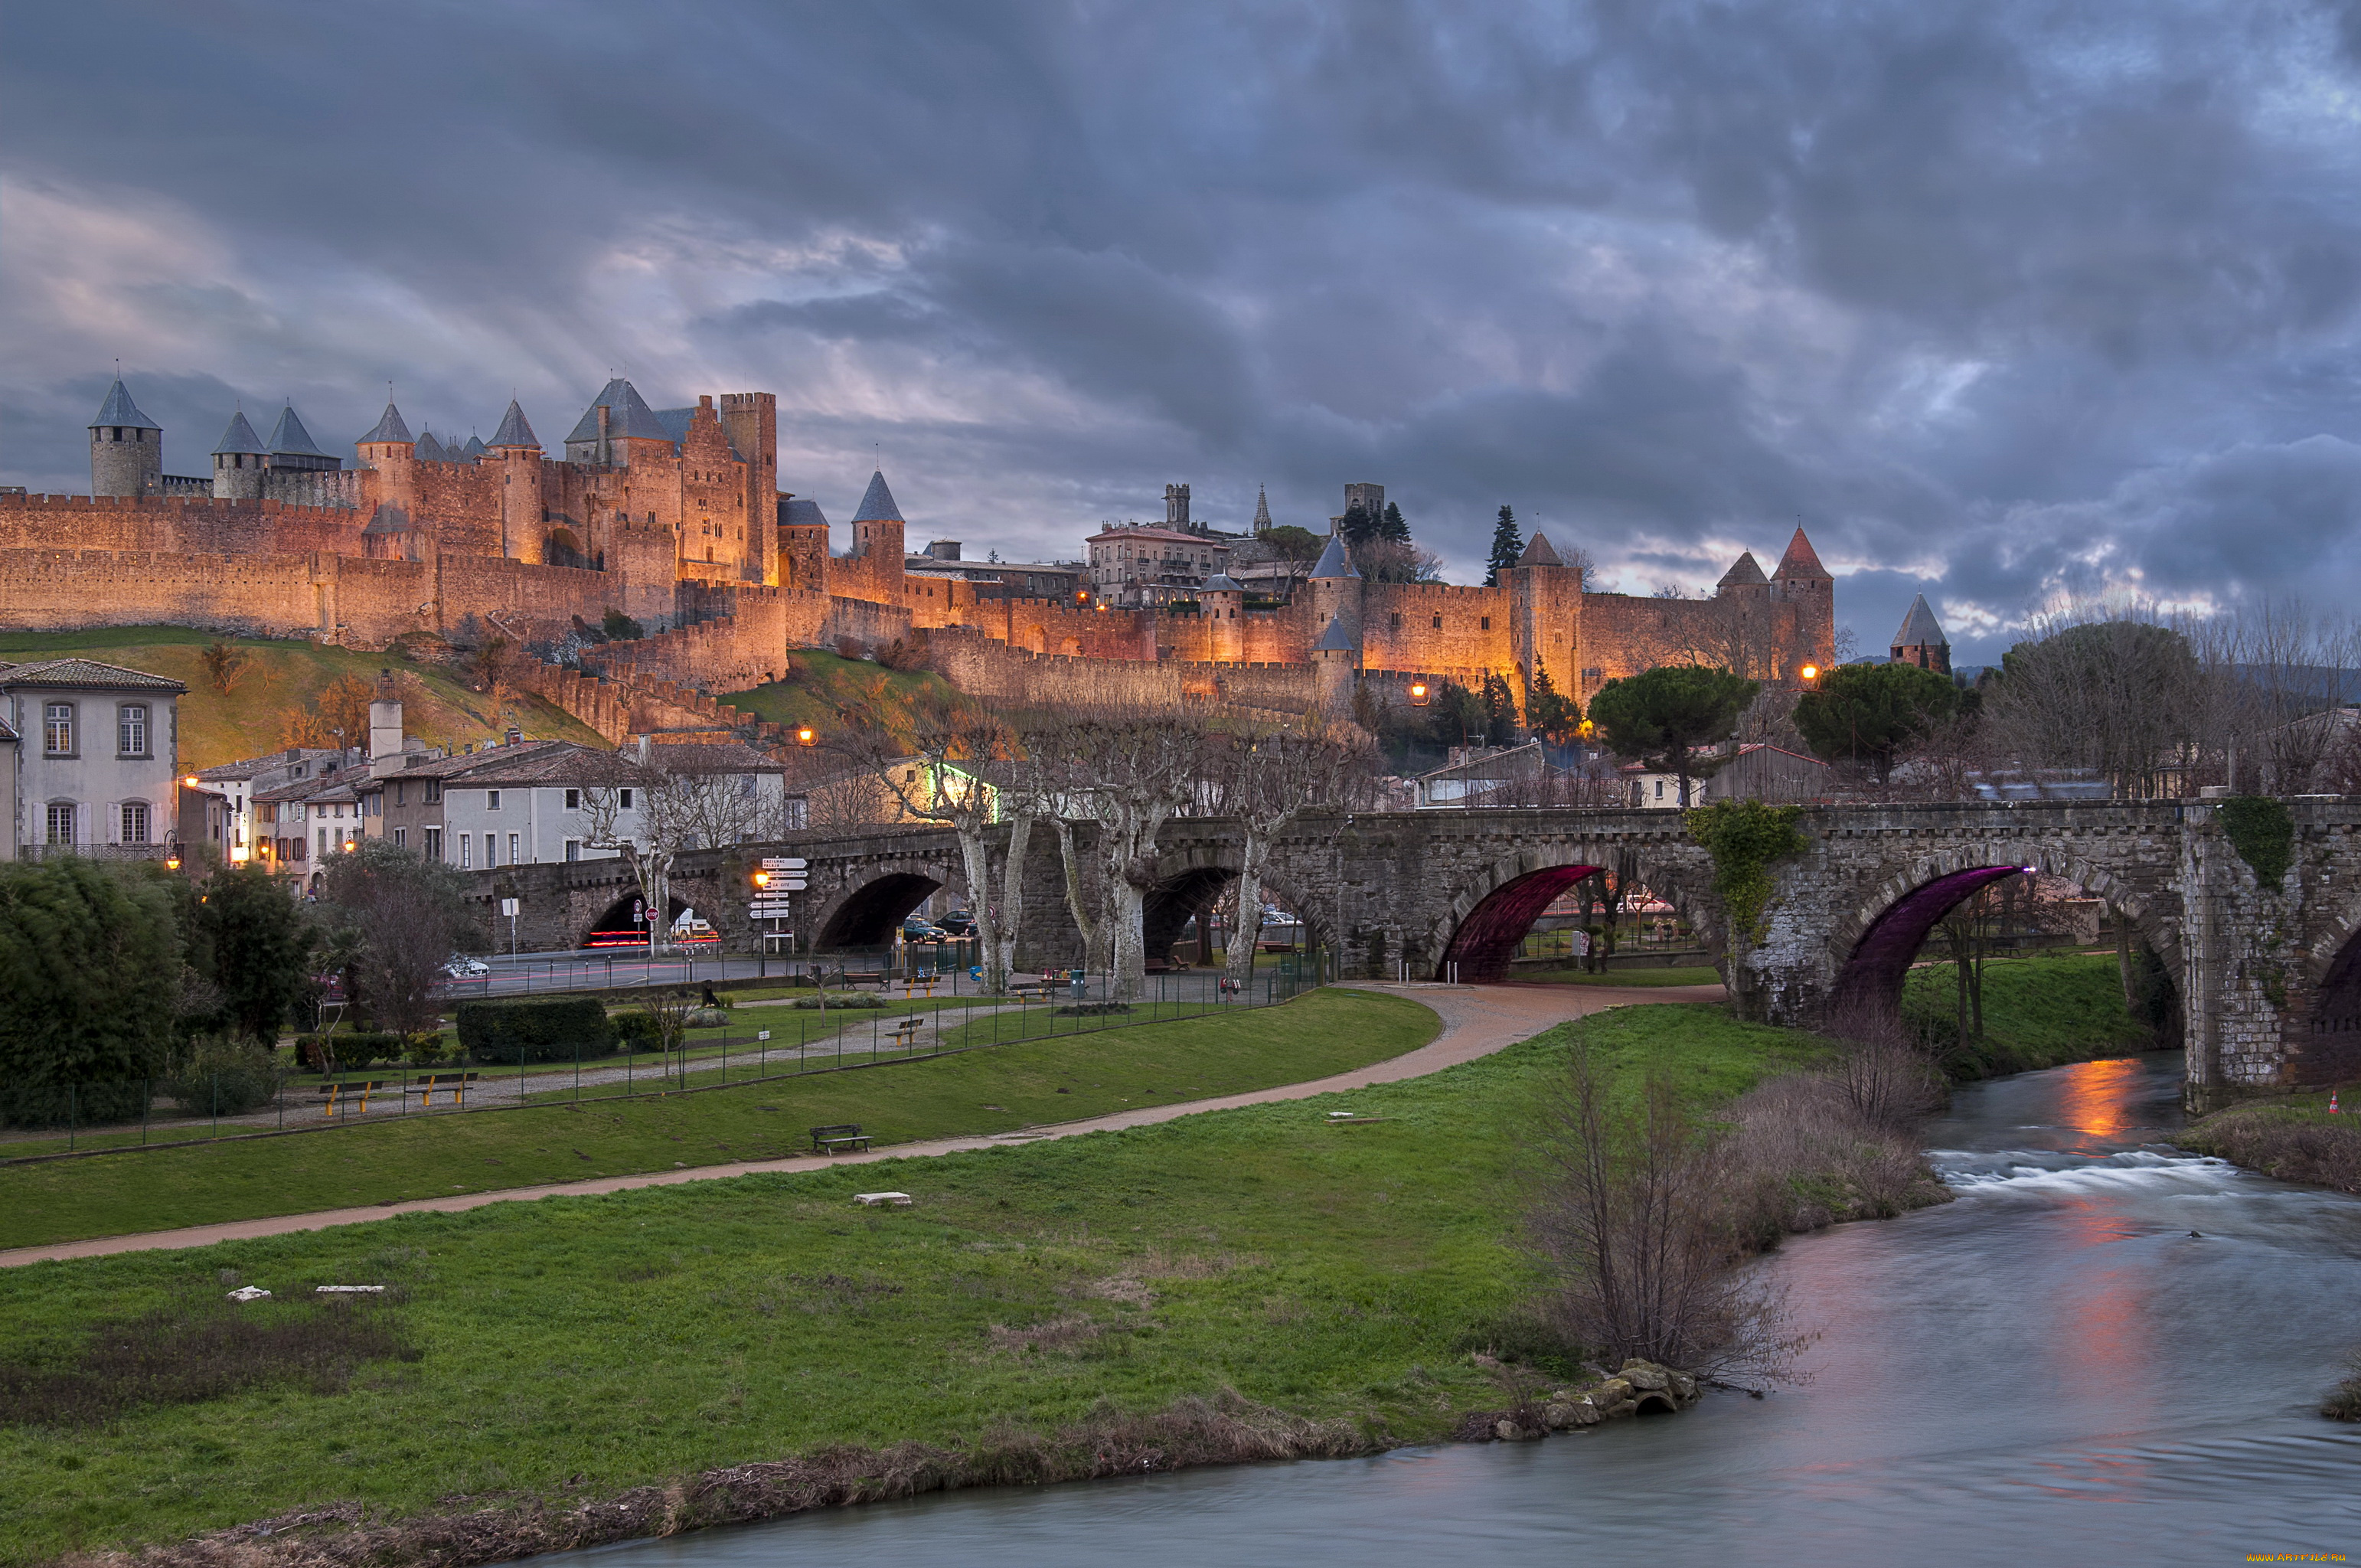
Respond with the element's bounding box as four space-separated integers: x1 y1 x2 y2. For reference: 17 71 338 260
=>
9 0 2361 661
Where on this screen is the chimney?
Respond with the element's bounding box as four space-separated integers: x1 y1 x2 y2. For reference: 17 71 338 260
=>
636 734 652 766
367 675 407 778
505 727 521 746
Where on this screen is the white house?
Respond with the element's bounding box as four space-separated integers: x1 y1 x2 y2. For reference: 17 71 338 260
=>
0 658 186 860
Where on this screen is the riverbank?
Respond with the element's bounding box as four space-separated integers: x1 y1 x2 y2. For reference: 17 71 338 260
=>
2177 1092 2361 1195
1901 951 2154 1080
2 1001 1866 1567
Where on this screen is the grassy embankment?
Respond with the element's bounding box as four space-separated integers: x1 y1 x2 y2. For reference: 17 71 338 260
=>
0 999 1827 1567
1900 950 2154 1080
719 648 966 743
0 990 1430 1250
2180 1090 2361 1195
0 626 602 769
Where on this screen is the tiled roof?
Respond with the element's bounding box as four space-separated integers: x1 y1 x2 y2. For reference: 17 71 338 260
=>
92 379 160 430
851 469 903 524
360 402 413 445
1517 531 1564 567
1773 528 1830 582
649 739 781 773
1312 616 1359 652
1892 593 1949 649
1200 573 1245 592
266 406 331 458
211 411 268 457
0 657 187 693
782 497 829 528
564 379 675 445
489 399 539 449
1310 532 1358 580
1087 524 1232 547
1717 551 1768 588
654 407 697 443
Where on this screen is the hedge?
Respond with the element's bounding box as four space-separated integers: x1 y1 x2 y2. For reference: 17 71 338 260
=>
456 997 618 1065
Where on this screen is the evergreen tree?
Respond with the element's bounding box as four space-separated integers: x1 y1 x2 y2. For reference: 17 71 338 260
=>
1480 671 1520 745
201 864 313 1045
1588 665 1759 806
1525 666 1582 746
1428 680 1489 750
1339 502 1378 545
1485 505 1523 586
1379 501 1411 543
1792 661 1961 785
0 858 180 1125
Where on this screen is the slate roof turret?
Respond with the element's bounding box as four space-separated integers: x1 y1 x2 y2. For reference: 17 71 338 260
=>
564 378 674 445
1200 572 1245 593
90 379 160 431
266 406 331 459
1313 616 1360 652
462 434 486 459
851 469 903 524
1892 594 1949 650
211 411 268 457
413 430 450 462
1310 531 1359 580
1517 531 1565 567
782 498 830 528
488 399 539 449
1773 528 1831 582
359 402 413 445
1717 551 1769 589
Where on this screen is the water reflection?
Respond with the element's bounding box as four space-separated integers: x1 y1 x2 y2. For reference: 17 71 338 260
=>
573 1053 2361 1568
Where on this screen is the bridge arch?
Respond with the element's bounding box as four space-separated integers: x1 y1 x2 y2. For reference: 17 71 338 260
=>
2288 893 2361 1086
582 888 691 948
1135 841 1328 967
1828 845 2182 1031
808 859 954 950
1432 844 1708 984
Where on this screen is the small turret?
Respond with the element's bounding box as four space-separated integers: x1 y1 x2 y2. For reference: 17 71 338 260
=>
264 406 338 472
211 410 269 499
89 378 162 498
1312 612 1361 713
849 468 906 564
1716 550 1770 596
1201 570 1245 662
356 401 414 466
1891 594 1950 675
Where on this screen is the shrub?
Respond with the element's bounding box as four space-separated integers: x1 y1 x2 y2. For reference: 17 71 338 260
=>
613 1012 662 1051
401 1033 450 1067
456 996 617 1064
161 1038 282 1116
789 992 886 1010
0 1079 150 1129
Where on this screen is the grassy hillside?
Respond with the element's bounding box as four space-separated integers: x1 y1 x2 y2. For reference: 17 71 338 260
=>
0 627 604 769
720 648 968 745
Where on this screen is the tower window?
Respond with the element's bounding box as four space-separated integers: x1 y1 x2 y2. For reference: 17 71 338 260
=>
1432 616 1443 629
1481 617 1491 631
1390 612 1401 630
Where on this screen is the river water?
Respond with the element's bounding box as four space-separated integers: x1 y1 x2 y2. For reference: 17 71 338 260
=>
583 1053 2361 1566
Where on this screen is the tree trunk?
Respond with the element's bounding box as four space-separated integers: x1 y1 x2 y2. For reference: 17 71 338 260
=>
1109 877 1147 1001
955 822 1001 995
1228 841 1267 985
1052 817 1097 972
994 811 1032 991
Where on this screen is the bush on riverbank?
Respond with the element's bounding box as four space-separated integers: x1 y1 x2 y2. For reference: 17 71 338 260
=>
2178 1099 2361 1195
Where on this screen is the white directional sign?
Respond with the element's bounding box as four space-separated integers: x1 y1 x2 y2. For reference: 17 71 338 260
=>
760 857 809 871
749 902 795 918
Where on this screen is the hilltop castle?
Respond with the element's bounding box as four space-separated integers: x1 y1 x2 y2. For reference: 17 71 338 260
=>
11 377 1835 727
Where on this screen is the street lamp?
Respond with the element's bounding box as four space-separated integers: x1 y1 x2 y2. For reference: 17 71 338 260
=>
795 725 816 746
1799 664 1821 685
1409 681 1431 707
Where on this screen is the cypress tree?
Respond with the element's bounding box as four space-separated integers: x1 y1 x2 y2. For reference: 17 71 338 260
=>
1485 505 1523 586
1379 501 1411 543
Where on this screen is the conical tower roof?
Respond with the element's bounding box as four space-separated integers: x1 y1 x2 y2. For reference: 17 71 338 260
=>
851 469 903 524
1311 531 1359 580
359 402 413 445
414 430 449 462
1773 528 1830 581
488 399 538 449
461 434 486 459
1517 531 1564 567
1200 572 1244 593
211 410 267 456
90 379 160 431
1892 593 1948 650
1252 485 1272 531
266 405 330 459
1717 551 1768 588
1313 615 1360 652
564 378 673 444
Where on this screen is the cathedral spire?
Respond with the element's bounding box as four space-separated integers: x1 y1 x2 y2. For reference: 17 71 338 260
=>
1252 485 1272 533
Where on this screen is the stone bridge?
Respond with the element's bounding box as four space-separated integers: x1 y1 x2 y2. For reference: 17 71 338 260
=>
472 799 2361 1105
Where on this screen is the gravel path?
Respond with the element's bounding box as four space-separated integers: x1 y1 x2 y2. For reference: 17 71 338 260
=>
0 981 1720 1268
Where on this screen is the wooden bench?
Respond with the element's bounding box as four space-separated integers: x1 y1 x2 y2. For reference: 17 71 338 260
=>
315 1080 387 1116
888 1016 925 1048
405 1071 481 1107
1007 978 1050 998
841 971 884 989
899 975 941 998
810 1123 870 1155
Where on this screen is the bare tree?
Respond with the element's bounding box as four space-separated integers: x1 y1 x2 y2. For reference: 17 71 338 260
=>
1201 711 1378 986
580 740 779 953
1979 607 2203 798
639 988 697 1091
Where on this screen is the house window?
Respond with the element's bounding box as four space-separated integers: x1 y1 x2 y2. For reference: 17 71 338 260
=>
508 832 520 865
43 703 73 756
118 705 149 756
1654 779 1665 802
45 802 76 844
564 788 580 810
119 802 149 844
485 833 498 867
393 827 408 848
486 789 501 812
424 827 443 861
619 788 634 809
394 781 407 806
425 779 442 804
318 827 331 858
459 834 473 868
564 838 580 861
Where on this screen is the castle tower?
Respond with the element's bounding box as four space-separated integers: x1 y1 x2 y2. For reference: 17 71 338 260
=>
1507 530 1582 704
90 379 163 498
355 401 414 466
1308 530 1362 655
1311 612 1360 714
1333 482 1384 533
211 411 269 499
1892 594 1951 675
849 469 907 599
717 391 779 585
1200 570 1245 662
488 399 546 564
264 406 338 472
563 379 674 467
1164 482 1193 533
1715 550 1771 599
1772 528 1837 677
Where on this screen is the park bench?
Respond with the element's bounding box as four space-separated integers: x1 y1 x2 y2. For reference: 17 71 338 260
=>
405 1071 481 1107
810 1122 870 1155
899 974 941 998
316 1080 387 1117
888 1016 926 1049
841 971 885 989
1007 977 1050 998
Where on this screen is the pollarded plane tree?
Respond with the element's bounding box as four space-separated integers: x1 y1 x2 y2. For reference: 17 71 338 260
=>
1200 709 1380 987
579 742 772 954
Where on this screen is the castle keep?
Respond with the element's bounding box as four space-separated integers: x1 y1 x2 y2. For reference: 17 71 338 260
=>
13 377 1837 722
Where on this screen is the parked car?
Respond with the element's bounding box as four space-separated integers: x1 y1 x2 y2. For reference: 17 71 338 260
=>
441 955 491 980
902 918 945 942
936 910 976 936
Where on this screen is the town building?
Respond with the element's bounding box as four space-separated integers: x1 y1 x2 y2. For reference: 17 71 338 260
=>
1086 524 1237 608
0 658 186 860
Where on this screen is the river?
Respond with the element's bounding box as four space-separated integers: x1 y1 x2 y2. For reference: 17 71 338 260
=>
580 1052 2361 1566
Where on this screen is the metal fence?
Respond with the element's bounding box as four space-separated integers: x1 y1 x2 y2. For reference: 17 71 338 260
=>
2 953 1334 1162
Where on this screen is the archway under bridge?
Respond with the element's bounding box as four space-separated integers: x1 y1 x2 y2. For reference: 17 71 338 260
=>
813 871 942 950
583 890 691 949
1435 864 1608 983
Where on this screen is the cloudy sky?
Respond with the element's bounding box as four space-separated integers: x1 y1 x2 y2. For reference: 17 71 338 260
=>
9 1 2361 662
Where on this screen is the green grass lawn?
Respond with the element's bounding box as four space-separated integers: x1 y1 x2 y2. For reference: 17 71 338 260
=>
720 648 968 745
0 1001 1821 1566
1900 950 2153 1079
0 626 603 769
0 989 1438 1250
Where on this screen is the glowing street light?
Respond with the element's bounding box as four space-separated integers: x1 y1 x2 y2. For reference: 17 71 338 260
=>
795 725 816 746
1799 664 1821 684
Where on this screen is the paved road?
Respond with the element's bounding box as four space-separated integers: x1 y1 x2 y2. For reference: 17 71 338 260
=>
0 981 1722 1268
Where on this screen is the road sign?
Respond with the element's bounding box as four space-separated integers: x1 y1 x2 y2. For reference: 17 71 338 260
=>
749 903 795 918
760 857 809 871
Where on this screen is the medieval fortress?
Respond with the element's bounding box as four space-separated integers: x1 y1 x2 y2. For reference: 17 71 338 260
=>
8 377 1835 725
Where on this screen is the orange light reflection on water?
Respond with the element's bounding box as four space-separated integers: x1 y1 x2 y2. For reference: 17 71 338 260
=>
2052 1056 2143 1142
